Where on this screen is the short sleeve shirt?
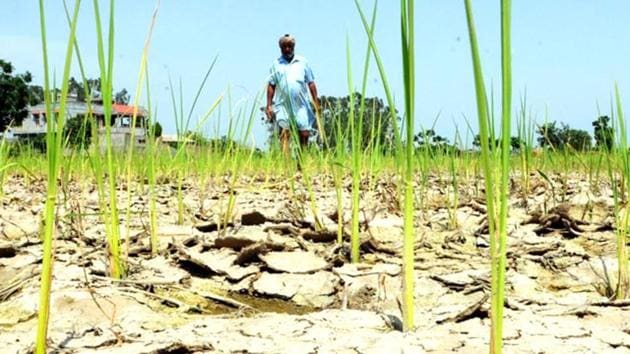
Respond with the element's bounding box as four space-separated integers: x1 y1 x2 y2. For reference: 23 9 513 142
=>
268 55 316 129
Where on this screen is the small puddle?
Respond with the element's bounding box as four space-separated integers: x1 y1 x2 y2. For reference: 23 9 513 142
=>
229 292 317 315
159 288 317 316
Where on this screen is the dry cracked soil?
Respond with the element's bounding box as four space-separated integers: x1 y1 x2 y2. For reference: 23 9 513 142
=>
1 172 630 353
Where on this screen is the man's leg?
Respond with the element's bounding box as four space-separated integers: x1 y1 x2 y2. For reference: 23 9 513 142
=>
293 130 311 172
279 128 290 160
299 130 309 147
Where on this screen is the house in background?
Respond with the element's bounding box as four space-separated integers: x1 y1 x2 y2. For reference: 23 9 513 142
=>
9 94 149 148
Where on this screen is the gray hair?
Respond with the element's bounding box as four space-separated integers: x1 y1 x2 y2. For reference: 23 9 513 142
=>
278 34 295 46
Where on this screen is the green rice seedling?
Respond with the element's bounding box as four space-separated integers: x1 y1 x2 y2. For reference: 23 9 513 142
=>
169 57 218 225
447 129 462 230
611 84 629 299
215 88 241 234
123 2 159 255
463 114 483 198
587 149 605 193
400 0 416 332
62 0 95 166
0 131 14 197
299 151 326 231
353 0 402 154
457 121 474 195
351 2 380 250
93 0 126 278
414 123 436 217
364 104 387 212
345 38 361 262
355 0 408 215
346 0 383 262
360 106 391 235
278 111 325 231
559 143 574 202
12 147 40 187
463 0 512 351
218 94 259 234
145 71 159 255
516 93 535 204
173 94 223 222
35 0 81 351
354 0 415 330
330 101 347 243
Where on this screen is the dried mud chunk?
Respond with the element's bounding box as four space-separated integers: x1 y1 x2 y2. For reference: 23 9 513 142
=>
302 229 337 243
252 271 338 307
212 227 268 250
240 210 268 226
233 242 285 266
0 241 17 258
260 251 328 273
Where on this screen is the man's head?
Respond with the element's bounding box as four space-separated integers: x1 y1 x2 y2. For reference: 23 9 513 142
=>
278 34 295 61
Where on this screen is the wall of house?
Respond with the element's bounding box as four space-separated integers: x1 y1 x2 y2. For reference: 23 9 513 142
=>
98 128 147 150
12 101 147 149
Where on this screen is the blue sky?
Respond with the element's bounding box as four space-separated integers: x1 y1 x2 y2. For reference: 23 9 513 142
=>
2 1 630 147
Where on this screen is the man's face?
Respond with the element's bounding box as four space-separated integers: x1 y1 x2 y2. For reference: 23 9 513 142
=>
280 41 295 60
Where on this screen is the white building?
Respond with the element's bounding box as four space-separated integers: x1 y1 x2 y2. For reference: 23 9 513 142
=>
9 96 149 148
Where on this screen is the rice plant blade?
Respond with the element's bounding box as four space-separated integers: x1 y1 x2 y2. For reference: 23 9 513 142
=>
464 0 511 352
124 0 160 255
400 0 416 332
614 83 630 299
492 0 512 352
345 34 360 263
353 0 402 152
463 0 495 236
185 56 219 131
36 0 81 352
94 0 125 278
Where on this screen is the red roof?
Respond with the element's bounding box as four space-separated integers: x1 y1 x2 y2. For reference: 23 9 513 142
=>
112 104 146 116
30 104 146 117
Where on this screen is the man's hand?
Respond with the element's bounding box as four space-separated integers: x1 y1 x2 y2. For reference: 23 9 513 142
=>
265 106 275 122
266 84 276 122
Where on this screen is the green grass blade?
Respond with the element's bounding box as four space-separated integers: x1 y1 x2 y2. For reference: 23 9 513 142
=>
36 1 81 352
346 35 360 263
614 83 630 299
401 0 416 332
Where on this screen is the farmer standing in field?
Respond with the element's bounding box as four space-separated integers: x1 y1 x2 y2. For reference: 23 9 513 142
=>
265 34 321 162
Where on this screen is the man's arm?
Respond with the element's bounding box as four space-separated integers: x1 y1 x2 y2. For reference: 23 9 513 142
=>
266 83 276 121
308 81 320 115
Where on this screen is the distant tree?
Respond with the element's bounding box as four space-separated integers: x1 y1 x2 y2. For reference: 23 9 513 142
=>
185 131 209 146
0 59 33 130
63 115 92 150
413 128 436 147
473 134 500 149
114 88 130 105
28 85 44 105
151 121 162 139
414 128 456 153
68 77 83 100
536 122 563 149
592 115 613 151
67 77 102 102
560 127 591 151
537 121 591 151
510 136 526 152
